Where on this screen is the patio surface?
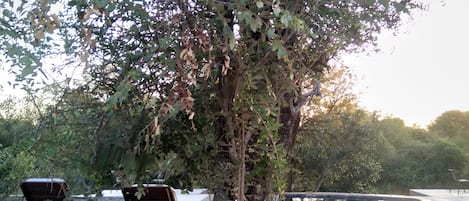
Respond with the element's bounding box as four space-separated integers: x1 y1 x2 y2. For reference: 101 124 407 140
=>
410 189 469 201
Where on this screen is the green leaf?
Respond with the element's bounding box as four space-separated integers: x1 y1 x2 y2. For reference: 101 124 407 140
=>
6 45 19 57
393 2 409 13
223 24 236 50
309 31 319 39
25 51 41 66
94 0 108 8
107 2 116 12
280 12 292 27
229 37 236 50
159 37 171 49
2 10 12 19
273 7 281 16
134 5 149 20
267 29 276 39
167 60 176 71
238 10 252 24
250 17 263 32
359 0 376 6
21 66 35 77
256 1 264 8
277 46 286 59
271 39 282 51
0 19 19 38
292 16 305 31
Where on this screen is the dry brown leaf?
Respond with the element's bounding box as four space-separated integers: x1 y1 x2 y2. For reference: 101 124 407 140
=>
223 54 231 75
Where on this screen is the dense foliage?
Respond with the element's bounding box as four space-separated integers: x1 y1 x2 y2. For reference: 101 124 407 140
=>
2 70 468 198
0 0 441 200
293 67 381 192
375 118 467 193
0 97 39 198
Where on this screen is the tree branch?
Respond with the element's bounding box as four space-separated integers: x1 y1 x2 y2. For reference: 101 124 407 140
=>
293 80 321 113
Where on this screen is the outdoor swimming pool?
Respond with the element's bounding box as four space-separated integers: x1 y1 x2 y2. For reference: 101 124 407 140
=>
284 192 431 201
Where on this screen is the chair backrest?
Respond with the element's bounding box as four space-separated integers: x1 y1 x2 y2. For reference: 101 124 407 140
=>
20 178 68 201
122 184 177 201
448 169 459 181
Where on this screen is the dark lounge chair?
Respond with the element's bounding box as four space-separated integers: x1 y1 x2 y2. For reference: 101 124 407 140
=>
20 178 69 201
122 184 177 201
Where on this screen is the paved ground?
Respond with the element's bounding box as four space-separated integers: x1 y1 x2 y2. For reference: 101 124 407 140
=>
410 189 469 201
9 188 469 201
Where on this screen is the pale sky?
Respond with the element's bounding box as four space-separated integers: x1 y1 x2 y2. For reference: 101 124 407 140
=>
343 0 469 128
1 0 467 128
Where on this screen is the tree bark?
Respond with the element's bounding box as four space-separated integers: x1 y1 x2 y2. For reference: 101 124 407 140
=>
279 91 301 192
212 4 249 200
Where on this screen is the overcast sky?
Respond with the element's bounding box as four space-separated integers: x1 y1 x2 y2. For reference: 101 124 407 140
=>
343 0 469 128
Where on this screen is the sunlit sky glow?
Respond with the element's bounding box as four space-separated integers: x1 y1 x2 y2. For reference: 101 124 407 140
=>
343 0 469 128
1 0 467 128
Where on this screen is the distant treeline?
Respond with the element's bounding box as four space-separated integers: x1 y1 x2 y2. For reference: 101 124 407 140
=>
293 110 468 194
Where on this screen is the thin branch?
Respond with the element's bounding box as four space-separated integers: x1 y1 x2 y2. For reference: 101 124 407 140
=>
293 80 321 113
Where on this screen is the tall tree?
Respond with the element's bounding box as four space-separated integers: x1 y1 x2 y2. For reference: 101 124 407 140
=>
294 66 381 193
429 110 469 149
1 0 422 200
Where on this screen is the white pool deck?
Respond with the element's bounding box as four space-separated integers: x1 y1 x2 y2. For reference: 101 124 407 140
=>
410 189 469 201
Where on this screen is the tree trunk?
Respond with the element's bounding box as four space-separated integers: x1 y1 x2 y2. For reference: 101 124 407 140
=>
213 67 243 201
286 156 294 192
314 169 328 192
261 163 273 201
279 92 301 192
212 5 248 201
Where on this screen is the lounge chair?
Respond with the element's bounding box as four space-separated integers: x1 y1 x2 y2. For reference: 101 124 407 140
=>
20 178 69 201
122 184 177 201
